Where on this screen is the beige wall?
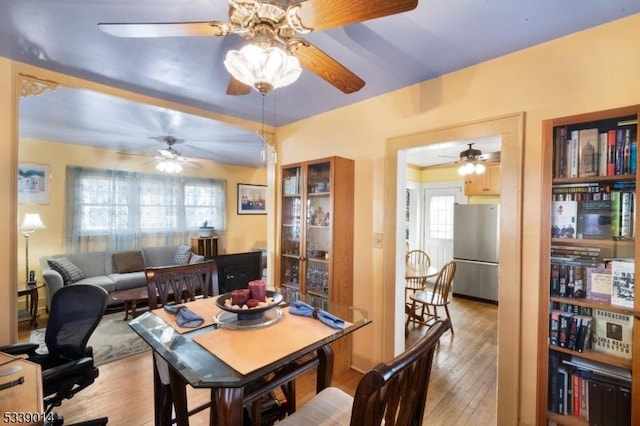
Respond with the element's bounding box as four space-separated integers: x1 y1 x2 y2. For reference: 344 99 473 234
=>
17 138 267 304
276 14 640 426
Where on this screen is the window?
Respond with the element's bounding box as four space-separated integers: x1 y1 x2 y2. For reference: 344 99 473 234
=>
428 195 455 240
66 167 225 252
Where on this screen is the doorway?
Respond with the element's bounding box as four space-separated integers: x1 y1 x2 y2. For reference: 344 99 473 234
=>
383 113 524 424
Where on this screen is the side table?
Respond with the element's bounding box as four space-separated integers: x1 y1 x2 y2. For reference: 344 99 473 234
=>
17 283 44 328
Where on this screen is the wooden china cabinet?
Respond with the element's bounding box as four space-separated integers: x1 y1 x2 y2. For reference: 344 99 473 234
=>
278 156 354 307
278 156 355 374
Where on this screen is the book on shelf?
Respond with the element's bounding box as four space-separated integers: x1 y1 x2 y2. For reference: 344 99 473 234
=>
551 200 578 239
569 130 579 178
620 191 634 238
607 128 617 176
610 259 634 308
553 126 567 179
578 128 599 177
577 198 612 239
558 312 574 348
592 309 633 360
598 131 608 176
585 266 612 303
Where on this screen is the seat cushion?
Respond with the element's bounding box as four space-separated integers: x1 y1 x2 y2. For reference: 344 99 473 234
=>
47 257 86 285
276 387 352 425
109 272 146 291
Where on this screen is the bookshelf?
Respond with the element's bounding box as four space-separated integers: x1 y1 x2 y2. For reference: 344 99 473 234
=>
538 105 639 425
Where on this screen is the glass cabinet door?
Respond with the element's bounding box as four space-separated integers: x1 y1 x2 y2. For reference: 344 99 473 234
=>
280 166 302 293
304 161 331 298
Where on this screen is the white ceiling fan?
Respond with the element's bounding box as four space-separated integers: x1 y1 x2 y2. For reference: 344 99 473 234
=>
117 136 202 173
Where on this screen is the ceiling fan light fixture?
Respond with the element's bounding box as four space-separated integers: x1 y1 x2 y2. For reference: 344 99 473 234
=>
458 161 486 176
156 159 183 174
224 44 301 95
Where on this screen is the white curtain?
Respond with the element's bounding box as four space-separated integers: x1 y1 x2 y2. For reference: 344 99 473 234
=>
65 166 226 252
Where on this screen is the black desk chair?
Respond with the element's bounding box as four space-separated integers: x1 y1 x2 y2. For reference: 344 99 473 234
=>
2 284 109 425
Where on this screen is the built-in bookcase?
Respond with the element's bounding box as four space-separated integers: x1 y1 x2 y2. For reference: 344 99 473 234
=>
537 105 639 425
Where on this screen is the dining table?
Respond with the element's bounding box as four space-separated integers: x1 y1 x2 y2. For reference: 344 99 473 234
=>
129 291 370 426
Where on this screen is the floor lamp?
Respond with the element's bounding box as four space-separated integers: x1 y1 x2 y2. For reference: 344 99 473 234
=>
20 213 46 284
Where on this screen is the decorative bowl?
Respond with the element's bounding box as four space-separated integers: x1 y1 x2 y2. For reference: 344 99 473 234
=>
215 290 283 321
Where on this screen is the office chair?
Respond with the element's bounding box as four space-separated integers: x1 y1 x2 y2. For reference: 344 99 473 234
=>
1 284 109 425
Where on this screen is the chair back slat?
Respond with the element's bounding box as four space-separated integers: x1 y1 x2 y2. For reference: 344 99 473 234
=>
145 260 219 309
405 250 431 269
429 261 456 305
351 320 450 426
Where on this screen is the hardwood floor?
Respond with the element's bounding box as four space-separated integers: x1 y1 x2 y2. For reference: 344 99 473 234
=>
19 296 498 425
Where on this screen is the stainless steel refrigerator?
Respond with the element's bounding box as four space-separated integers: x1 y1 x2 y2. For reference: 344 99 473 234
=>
452 203 500 303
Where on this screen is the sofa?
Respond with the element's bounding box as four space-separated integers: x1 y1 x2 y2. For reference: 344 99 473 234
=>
40 245 205 307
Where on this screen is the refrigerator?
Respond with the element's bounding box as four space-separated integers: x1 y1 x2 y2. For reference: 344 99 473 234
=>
452 204 500 303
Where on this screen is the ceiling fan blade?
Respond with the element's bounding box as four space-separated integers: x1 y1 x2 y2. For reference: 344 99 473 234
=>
226 77 252 96
295 0 418 32
98 21 232 38
289 40 365 94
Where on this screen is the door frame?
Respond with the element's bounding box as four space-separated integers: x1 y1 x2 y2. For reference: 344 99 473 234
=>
383 113 524 425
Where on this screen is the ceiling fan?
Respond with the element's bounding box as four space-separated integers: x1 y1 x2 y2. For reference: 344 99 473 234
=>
98 0 419 95
451 143 499 175
121 136 201 173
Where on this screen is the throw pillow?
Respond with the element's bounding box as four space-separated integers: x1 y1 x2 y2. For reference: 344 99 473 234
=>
174 245 193 265
48 257 86 285
113 251 146 273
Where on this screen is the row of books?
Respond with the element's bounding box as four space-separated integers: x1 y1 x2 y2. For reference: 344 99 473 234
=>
551 192 635 240
552 120 638 179
548 354 631 424
549 259 635 309
549 310 592 352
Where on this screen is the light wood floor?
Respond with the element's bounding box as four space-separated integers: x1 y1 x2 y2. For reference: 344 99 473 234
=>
18 295 498 425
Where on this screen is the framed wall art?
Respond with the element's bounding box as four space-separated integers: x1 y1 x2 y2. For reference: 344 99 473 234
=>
18 162 50 204
237 183 266 215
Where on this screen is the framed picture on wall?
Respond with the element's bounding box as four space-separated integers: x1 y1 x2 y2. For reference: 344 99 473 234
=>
237 183 267 215
18 162 50 204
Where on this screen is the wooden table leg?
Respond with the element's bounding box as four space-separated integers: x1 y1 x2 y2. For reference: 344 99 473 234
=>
216 387 244 426
168 364 190 426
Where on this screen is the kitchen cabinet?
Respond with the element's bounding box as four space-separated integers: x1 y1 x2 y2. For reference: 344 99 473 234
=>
464 163 501 195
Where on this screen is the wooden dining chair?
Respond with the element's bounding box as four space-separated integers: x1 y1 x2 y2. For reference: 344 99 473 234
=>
276 320 450 425
406 260 457 335
404 249 431 322
145 260 301 426
145 261 220 426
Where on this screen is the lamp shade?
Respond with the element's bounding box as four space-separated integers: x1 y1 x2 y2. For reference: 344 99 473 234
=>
20 213 46 232
224 44 302 95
